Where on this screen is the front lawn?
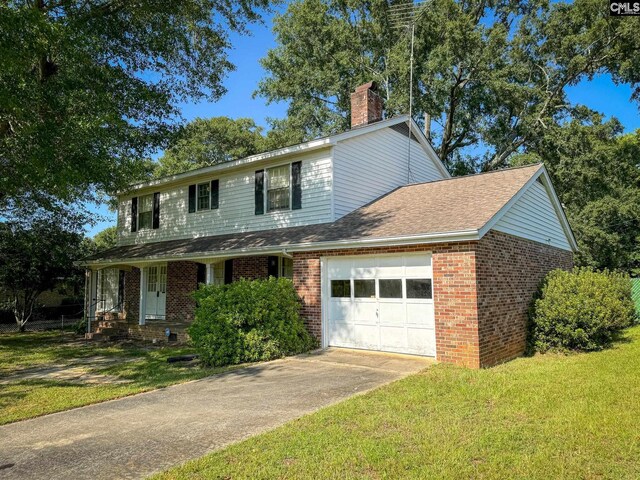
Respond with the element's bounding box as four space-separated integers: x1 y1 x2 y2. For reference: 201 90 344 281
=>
0 331 240 425
155 325 640 480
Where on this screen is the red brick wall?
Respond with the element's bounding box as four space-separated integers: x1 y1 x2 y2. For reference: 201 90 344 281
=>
123 267 140 323
293 235 573 369
475 230 573 367
232 256 269 281
166 261 198 323
432 243 481 368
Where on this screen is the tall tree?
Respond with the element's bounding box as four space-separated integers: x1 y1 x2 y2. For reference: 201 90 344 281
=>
155 117 266 177
257 0 640 171
512 108 640 274
0 218 85 330
92 226 118 252
0 0 271 216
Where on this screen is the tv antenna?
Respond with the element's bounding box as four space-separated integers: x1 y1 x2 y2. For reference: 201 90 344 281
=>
389 1 430 183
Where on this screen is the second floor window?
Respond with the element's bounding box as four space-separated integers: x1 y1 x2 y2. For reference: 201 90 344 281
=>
138 194 153 230
267 164 290 212
197 182 211 211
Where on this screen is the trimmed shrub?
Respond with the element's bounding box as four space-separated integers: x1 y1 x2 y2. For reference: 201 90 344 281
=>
530 268 636 353
189 277 317 367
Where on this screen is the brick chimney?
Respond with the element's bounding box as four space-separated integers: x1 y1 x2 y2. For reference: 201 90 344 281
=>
350 81 383 128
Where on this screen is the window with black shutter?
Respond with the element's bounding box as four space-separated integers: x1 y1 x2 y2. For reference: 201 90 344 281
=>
292 161 302 210
211 179 219 209
152 192 160 229
131 197 138 232
255 170 264 215
188 184 196 213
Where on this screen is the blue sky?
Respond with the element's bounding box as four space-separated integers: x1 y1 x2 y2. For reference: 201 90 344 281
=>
85 9 640 237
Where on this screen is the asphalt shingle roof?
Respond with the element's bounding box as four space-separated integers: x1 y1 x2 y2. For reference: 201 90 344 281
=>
84 164 542 264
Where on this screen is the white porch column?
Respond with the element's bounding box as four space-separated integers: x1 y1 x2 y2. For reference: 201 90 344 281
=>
205 263 214 285
88 269 98 320
139 267 147 325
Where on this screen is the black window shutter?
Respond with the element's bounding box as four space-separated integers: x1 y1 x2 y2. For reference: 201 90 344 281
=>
196 263 206 285
292 161 302 210
255 170 264 215
152 192 160 229
188 184 196 213
267 256 279 278
224 259 234 284
211 179 219 209
130 197 138 232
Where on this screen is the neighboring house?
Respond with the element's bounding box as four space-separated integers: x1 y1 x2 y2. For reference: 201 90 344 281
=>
82 82 575 368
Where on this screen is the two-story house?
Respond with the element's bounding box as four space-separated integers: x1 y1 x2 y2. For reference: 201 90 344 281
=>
82 82 576 368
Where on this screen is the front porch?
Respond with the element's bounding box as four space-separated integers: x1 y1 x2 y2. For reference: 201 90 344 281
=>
85 255 293 343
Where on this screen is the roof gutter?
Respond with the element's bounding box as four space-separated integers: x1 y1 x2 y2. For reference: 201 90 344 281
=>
79 229 481 268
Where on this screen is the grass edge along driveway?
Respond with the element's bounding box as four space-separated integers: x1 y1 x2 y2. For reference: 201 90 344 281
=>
0 331 242 425
154 325 640 480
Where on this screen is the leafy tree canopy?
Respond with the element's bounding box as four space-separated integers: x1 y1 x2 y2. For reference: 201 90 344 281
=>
154 117 267 177
257 0 640 172
512 107 640 274
92 226 118 252
0 0 271 216
0 217 86 329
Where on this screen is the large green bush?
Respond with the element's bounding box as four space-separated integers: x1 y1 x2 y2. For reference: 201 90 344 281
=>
189 277 317 367
530 268 636 353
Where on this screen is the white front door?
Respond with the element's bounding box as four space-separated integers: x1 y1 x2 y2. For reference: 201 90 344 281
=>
145 265 167 320
325 254 436 357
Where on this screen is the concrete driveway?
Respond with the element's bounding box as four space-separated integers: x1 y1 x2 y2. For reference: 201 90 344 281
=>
0 348 432 480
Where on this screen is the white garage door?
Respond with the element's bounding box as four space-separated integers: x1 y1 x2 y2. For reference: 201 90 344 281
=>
324 254 436 357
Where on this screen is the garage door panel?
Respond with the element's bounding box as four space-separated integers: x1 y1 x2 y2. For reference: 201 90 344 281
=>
353 302 377 324
376 256 404 275
379 302 406 326
328 262 351 277
406 303 435 327
329 300 351 322
328 320 354 345
326 255 435 358
379 326 406 350
353 324 379 349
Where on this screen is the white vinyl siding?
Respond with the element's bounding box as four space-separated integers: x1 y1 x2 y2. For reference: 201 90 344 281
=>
117 149 333 245
332 127 445 219
493 179 572 251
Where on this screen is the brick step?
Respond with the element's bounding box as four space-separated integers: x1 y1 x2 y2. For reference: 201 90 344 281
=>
96 327 117 336
85 332 106 341
96 320 118 329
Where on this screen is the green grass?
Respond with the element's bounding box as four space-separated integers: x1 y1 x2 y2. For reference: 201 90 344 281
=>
632 278 640 316
155 326 640 480
0 331 239 425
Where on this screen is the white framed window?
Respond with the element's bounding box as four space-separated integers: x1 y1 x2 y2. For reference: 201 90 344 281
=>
266 164 290 212
147 266 157 292
138 194 153 230
212 261 225 285
197 182 211 211
280 257 293 279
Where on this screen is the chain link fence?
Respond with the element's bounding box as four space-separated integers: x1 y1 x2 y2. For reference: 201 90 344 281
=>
0 316 84 334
